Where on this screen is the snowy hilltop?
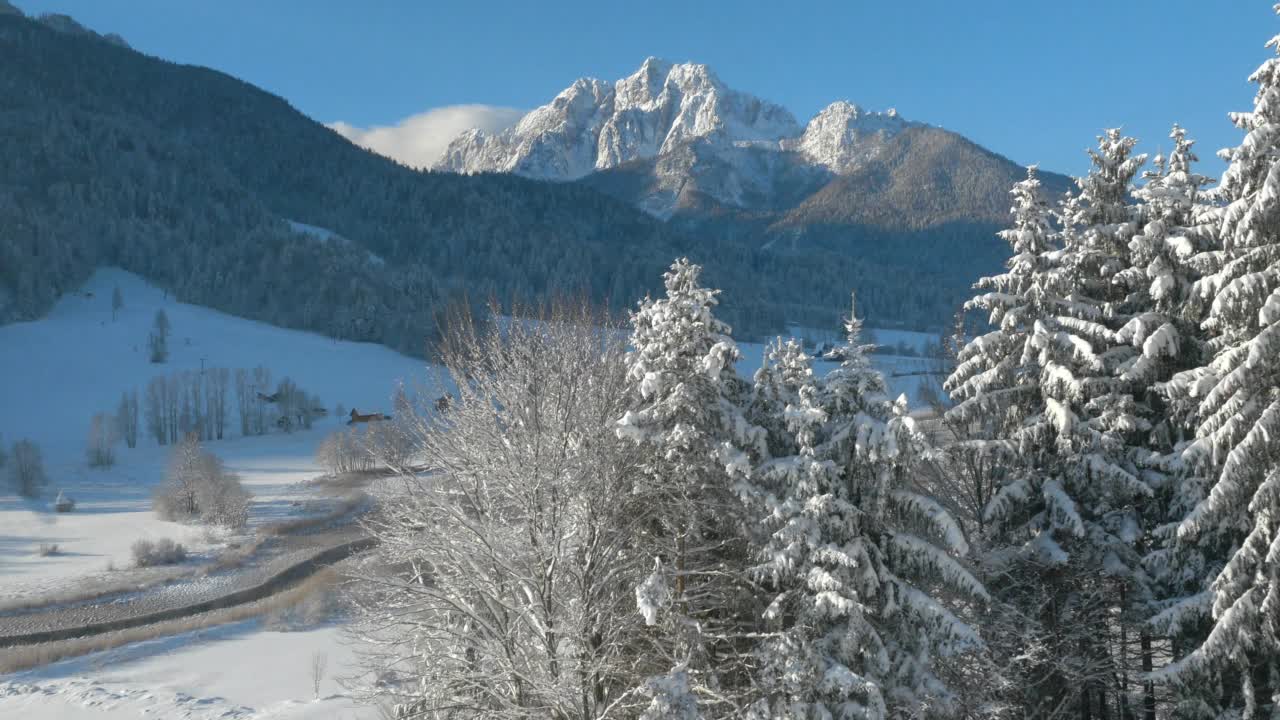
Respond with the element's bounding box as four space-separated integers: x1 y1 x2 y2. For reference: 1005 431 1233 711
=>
435 57 918 210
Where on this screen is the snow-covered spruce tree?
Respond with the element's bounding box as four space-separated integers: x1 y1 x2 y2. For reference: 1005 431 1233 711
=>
350 300 650 719
1048 131 1161 720
947 156 1155 719
1156 17 1280 715
1119 126 1215 398
1113 125 1223 719
749 297 986 719
616 258 765 716
945 166 1059 451
748 338 812 462
1054 129 1182 720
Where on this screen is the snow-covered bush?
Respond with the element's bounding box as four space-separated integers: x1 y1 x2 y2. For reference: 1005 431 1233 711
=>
316 428 373 475
639 666 702 720
153 434 250 528
131 537 187 567
361 418 414 471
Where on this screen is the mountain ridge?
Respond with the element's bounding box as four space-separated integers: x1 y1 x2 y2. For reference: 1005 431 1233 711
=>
433 56 1069 229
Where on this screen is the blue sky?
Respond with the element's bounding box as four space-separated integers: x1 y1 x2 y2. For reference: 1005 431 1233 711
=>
15 0 1275 176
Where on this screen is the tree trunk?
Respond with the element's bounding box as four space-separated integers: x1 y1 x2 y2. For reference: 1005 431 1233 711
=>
1141 632 1156 720
1252 656 1274 718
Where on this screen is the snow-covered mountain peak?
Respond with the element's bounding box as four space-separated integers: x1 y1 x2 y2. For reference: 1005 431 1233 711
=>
431 59 944 212
615 56 675 107
435 57 800 180
798 100 916 172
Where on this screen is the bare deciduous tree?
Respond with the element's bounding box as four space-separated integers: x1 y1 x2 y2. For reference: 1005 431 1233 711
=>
316 428 373 475
349 300 650 719
154 433 250 528
86 412 118 468
310 651 328 699
9 439 48 498
252 365 272 435
117 389 139 449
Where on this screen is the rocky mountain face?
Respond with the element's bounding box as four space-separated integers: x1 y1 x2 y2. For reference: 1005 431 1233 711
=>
438 58 800 183
434 57 1059 226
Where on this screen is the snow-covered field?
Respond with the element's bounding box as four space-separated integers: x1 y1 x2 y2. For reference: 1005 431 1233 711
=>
0 268 433 599
0 620 377 719
0 269 431 717
0 268 937 716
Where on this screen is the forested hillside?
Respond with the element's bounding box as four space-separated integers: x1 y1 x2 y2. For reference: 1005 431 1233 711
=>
0 8 1060 350
0 12 686 353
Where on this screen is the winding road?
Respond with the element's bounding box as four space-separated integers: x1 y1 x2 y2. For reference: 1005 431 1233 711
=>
0 523 374 648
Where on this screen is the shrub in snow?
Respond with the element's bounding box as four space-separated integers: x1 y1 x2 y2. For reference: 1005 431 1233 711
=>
316 428 373 475
265 587 335 632
639 666 702 720
153 434 250 528
131 537 186 567
362 418 414 471
37 543 59 557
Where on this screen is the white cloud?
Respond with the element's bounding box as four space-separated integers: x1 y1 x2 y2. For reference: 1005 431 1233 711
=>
328 104 523 169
